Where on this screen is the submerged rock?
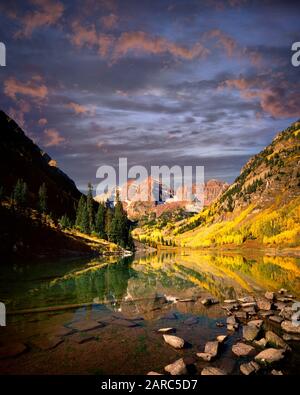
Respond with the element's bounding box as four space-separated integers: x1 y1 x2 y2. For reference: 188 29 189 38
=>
226 316 236 325
70 320 104 332
164 358 187 375
184 316 198 325
163 334 185 349
32 337 63 351
240 361 260 375
255 348 285 364
232 342 255 357
0 343 27 359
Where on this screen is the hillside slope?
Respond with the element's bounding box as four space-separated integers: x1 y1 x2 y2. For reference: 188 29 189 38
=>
0 110 81 218
175 120 300 248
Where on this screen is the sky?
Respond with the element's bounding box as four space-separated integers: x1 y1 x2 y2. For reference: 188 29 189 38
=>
0 0 299 192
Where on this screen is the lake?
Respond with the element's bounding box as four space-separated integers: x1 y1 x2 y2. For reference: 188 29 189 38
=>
0 250 299 374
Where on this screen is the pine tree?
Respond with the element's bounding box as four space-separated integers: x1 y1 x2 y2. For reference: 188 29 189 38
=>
81 201 90 234
86 182 95 232
38 183 47 214
95 202 106 239
75 195 86 230
109 191 133 249
13 179 28 210
59 214 72 229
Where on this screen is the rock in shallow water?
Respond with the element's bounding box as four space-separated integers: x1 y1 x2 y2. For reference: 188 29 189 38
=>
248 319 263 329
204 341 219 357
0 343 27 359
232 342 255 357
266 331 291 351
163 334 185 349
201 367 227 375
255 348 285 364
158 327 175 333
240 361 260 375
243 325 260 341
70 320 104 332
165 358 187 375
196 352 212 361
281 320 300 334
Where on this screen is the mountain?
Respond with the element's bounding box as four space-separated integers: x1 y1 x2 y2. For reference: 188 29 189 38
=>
174 120 300 248
0 110 81 219
95 176 228 220
134 120 300 249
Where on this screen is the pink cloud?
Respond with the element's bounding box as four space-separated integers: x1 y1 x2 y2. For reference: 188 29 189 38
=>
38 118 48 126
66 102 88 114
14 0 64 38
44 128 65 147
222 75 300 118
4 76 48 101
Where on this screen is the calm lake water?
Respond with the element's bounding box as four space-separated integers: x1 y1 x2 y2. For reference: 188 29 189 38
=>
1 250 299 312
0 250 299 375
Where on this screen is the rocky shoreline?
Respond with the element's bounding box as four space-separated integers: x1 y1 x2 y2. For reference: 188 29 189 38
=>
147 289 299 375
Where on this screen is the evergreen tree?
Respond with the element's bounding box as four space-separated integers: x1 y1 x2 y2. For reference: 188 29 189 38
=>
81 201 90 234
13 179 28 210
105 207 113 240
59 214 72 229
109 191 132 249
95 202 106 239
38 183 47 214
87 182 95 232
75 195 86 230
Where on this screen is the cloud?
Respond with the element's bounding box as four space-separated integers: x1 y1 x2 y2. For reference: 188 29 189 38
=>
112 31 209 61
4 75 48 101
222 74 300 118
44 128 65 146
8 100 31 128
70 23 209 62
101 13 118 30
66 101 89 115
14 0 64 38
38 118 48 126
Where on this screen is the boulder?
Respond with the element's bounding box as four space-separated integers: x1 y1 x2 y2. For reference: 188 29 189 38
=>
241 302 257 308
258 310 275 317
255 348 285 364
257 298 272 311
158 328 175 333
201 367 227 375
278 288 287 294
217 335 227 343
281 320 300 335
266 331 291 351
196 352 212 361
269 315 283 324
271 369 283 375
201 298 219 306
204 341 219 357
283 334 300 341
147 372 162 375
224 299 237 304
279 307 293 320
243 325 260 341
238 296 255 303
235 311 247 320
265 291 275 301
163 334 185 349
232 342 255 357
254 338 267 348
240 361 260 375
226 316 236 325
164 358 187 375
248 319 263 329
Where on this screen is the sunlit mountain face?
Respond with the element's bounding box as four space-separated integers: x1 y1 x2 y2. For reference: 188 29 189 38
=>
0 0 299 192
